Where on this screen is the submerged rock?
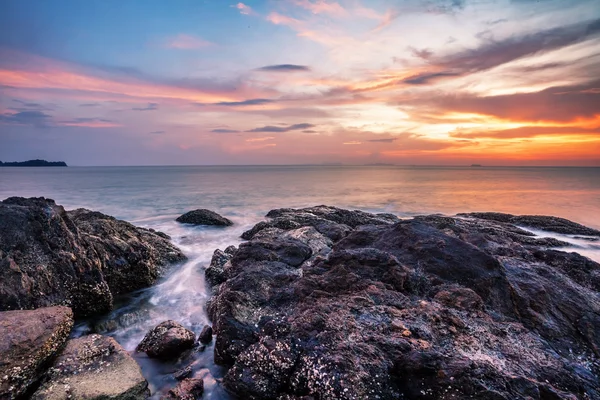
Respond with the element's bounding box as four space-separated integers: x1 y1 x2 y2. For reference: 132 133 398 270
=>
161 378 204 400
32 334 149 400
0 306 74 399
208 207 600 399
137 320 196 359
176 209 233 226
0 197 187 317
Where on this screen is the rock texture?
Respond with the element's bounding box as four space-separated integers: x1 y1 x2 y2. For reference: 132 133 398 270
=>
176 209 233 226
136 321 196 360
207 206 600 400
0 306 74 399
32 334 149 400
0 197 187 317
160 378 204 400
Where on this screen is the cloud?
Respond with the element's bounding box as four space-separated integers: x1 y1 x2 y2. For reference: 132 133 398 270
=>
215 98 274 106
409 47 433 60
255 64 311 72
343 141 362 145
234 2 253 15
58 117 121 128
402 17 600 85
373 9 400 31
267 12 302 26
132 102 158 111
291 0 347 16
79 103 100 107
450 125 600 139
246 123 315 132
416 79 600 123
211 128 240 133
246 136 275 142
0 110 51 127
367 138 398 143
149 130 166 134
164 34 213 49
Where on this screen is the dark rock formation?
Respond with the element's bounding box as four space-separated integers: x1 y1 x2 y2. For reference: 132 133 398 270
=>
173 366 193 381
176 209 233 226
0 197 187 317
32 334 149 399
0 306 74 399
198 325 213 344
137 320 196 360
207 206 600 400
161 378 204 400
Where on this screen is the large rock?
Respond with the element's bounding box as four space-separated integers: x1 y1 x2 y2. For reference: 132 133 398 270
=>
0 306 74 399
32 334 149 400
208 207 600 399
136 321 196 360
0 197 187 317
176 209 233 226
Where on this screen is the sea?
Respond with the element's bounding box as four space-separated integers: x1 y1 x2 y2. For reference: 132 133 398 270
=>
1 165 599 398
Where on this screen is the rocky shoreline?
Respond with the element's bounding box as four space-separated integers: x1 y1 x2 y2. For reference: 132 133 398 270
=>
1 198 599 399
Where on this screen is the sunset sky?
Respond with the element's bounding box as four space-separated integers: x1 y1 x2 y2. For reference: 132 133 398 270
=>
1 0 599 166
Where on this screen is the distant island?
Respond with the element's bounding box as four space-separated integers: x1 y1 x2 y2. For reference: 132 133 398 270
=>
471 164 483 167
0 159 67 167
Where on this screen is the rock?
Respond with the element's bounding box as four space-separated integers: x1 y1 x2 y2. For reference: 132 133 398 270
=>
205 249 233 287
161 378 204 400
241 205 396 241
173 365 193 381
208 207 600 400
32 334 149 400
176 209 233 226
198 325 213 344
0 197 186 317
137 321 196 359
0 306 73 399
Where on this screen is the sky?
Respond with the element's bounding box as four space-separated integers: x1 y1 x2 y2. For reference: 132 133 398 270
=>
0 0 599 166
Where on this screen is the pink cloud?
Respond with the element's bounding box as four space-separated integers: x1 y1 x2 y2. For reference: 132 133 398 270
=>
292 0 347 16
234 2 253 15
267 12 303 27
164 34 213 49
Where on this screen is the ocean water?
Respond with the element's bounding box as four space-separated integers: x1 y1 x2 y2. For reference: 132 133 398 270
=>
1 165 600 398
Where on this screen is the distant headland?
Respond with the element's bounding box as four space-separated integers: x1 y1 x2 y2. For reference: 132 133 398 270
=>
0 159 67 167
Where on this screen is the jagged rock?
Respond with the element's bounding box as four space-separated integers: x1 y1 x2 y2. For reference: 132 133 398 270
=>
209 207 600 399
137 321 196 359
32 334 149 400
0 306 74 399
176 209 233 226
198 325 213 344
161 378 204 400
0 197 186 317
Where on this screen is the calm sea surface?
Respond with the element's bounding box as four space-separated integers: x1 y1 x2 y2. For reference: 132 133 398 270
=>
1 165 599 398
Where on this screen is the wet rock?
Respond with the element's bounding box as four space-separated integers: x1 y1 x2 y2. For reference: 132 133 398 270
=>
198 325 213 344
0 197 186 317
161 378 204 400
176 209 233 226
209 207 600 399
0 306 74 399
32 334 149 400
137 321 196 359
205 249 233 287
173 365 193 381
